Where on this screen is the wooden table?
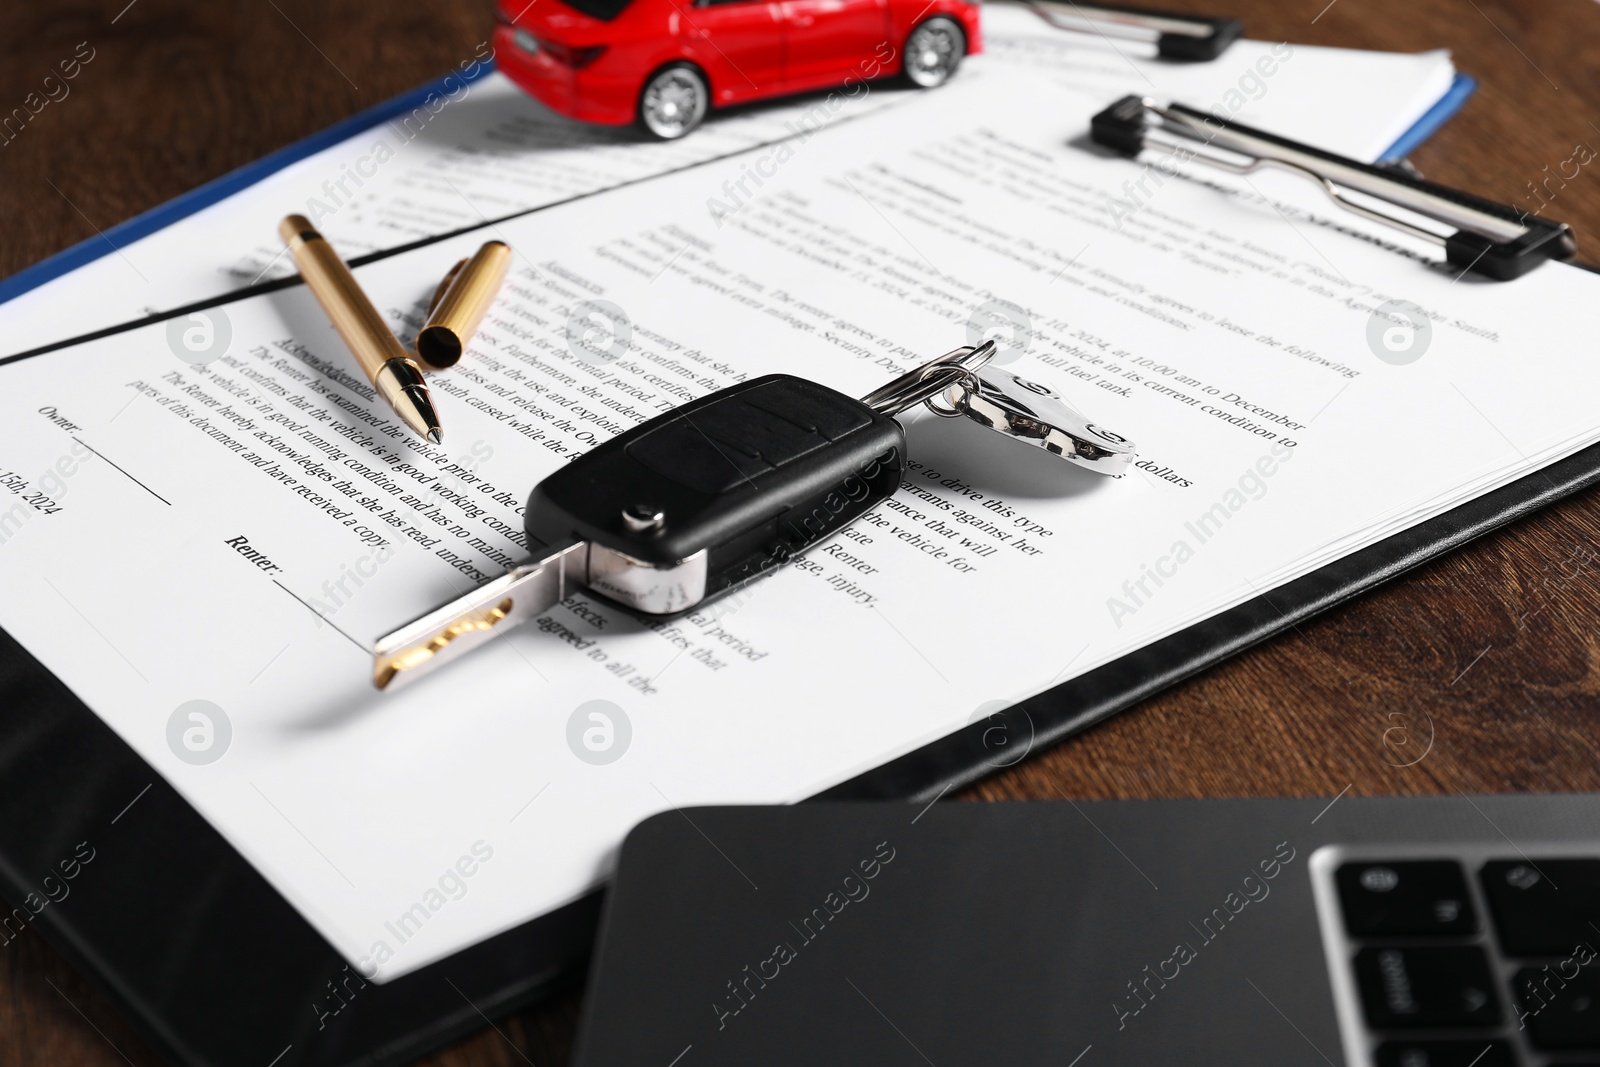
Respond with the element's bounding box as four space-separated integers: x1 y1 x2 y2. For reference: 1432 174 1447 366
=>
2 0 1597 1062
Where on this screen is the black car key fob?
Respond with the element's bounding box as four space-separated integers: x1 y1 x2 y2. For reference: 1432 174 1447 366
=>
526 373 904 614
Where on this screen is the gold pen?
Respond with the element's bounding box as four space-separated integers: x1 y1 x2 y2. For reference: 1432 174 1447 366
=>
416 241 511 370
278 214 444 444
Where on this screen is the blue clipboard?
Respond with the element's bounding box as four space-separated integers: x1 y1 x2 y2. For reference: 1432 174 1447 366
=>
1379 72 1476 162
0 61 495 306
0 66 1474 308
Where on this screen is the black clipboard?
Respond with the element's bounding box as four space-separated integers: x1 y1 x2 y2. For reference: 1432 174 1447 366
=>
6 417 1600 1066
2 88 1592 1067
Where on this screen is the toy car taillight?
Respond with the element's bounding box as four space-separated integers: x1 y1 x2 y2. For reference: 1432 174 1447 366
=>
511 28 608 70
542 41 609 69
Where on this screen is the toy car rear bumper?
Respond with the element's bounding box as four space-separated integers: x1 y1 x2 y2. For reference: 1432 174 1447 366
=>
493 24 640 126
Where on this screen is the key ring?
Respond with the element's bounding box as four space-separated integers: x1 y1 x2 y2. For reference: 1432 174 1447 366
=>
897 362 980 419
922 368 972 419
859 340 996 417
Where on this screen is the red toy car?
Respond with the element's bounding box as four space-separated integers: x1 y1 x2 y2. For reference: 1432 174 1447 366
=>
493 0 981 139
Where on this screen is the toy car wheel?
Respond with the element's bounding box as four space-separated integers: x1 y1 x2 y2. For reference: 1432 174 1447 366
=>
638 64 709 140
903 16 965 88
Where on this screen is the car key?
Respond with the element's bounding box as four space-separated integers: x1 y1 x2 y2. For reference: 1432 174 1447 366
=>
371 340 1131 689
371 343 991 689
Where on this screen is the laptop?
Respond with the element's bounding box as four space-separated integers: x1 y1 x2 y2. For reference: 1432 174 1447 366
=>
570 797 1600 1067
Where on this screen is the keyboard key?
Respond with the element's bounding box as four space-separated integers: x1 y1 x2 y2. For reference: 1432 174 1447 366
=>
1481 859 1600 956
1373 1040 1514 1067
1354 947 1502 1028
1337 861 1477 937
1514 965 1600 1049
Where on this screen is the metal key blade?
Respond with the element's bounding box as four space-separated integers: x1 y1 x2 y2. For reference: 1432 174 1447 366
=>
372 541 585 690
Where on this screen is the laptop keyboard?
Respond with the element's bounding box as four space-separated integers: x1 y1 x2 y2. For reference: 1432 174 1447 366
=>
1330 857 1600 1067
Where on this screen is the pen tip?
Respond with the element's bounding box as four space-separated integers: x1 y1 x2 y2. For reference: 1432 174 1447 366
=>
428 428 443 445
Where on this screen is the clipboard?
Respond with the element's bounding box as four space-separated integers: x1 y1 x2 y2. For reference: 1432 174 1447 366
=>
0 41 1476 313
0 58 1501 1067
8 388 1600 1067
0 63 495 309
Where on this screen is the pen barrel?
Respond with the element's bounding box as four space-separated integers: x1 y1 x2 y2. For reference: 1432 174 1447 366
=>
416 241 511 369
279 215 412 379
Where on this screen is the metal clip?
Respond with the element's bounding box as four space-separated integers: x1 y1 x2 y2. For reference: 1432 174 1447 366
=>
1089 95 1578 280
1013 1 1242 60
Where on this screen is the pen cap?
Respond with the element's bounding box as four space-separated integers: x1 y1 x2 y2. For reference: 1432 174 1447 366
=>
416 241 511 369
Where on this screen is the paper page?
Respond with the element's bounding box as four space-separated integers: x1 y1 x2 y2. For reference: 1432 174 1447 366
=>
0 9 1454 354
981 4 1457 161
5 63 1581 982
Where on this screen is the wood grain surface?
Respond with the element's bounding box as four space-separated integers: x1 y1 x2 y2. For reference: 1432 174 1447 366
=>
2 0 1598 1063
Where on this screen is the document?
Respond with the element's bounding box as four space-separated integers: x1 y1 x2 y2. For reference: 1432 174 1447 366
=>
4 62 1581 981
0 6 1455 353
